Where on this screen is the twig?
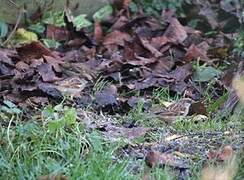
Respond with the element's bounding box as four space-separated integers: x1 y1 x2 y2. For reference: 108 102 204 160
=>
2 8 24 46
7 116 15 152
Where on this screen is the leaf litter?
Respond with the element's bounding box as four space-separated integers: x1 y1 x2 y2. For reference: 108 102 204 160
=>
0 0 243 179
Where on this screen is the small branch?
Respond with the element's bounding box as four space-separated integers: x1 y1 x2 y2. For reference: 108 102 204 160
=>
2 8 24 46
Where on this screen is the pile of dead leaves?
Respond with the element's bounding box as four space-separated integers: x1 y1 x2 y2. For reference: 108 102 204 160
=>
0 0 242 119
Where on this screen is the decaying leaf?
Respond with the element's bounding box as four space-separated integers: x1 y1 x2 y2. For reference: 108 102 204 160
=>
103 30 132 47
95 85 118 107
164 18 187 43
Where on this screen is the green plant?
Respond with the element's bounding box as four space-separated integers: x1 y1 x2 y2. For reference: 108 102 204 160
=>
131 0 185 17
234 28 244 57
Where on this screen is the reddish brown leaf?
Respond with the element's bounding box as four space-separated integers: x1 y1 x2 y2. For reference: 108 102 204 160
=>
185 44 209 62
164 18 187 43
150 36 169 49
46 25 69 41
139 38 162 58
38 63 60 82
103 30 132 47
17 41 59 61
94 22 103 44
189 101 207 115
15 61 29 71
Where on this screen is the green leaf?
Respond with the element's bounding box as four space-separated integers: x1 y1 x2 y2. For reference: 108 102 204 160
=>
93 4 113 22
28 23 45 34
193 66 221 82
42 11 65 27
0 21 8 38
12 28 38 44
129 2 138 13
48 119 65 132
42 39 61 49
73 14 92 30
63 108 76 125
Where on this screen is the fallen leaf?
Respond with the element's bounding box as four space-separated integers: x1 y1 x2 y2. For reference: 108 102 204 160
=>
94 22 103 44
164 18 187 43
103 30 132 47
17 41 59 61
193 66 221 82
93 4 113 22
185 44 209 62
12 28 38 45
38 63 60 82
46 25 68 42
139 37 162 57
38 83 63 100
95 85 118 107
0 21 8 38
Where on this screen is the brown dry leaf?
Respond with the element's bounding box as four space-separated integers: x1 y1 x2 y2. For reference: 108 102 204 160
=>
145 151 188 169
0 48 16 66
150 36 169 49
110 16 128 30
15 61 29 71
232 76 244 104
189 101 207 115
46 25 68 41
38 83 63 100
199 6 218 30
17 41 59 61
103 30 132 46
164 18 187 43
38 63 61 82
185 44 209 62
95 85 118 107
94 21 103 44
139 37 162 57
123 0 131 7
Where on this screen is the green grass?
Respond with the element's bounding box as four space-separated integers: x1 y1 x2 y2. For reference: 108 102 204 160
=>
0 86 243 179
0 113 174 179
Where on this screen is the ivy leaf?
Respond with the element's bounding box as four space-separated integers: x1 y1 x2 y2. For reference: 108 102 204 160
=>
0 21 8 38
28 23 45 34
62 108 76 125
42 39 61 49
42 11 65 27
93 5 113 22
193 66 221 82
12 28 38 44
73 14 92 30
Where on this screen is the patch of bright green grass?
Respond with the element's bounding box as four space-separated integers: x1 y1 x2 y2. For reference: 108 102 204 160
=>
0 109 173 179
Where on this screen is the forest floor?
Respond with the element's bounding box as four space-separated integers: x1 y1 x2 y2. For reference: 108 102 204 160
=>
0 0 243 179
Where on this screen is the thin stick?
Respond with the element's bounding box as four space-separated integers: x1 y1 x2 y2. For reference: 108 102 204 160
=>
7 116 15 152
2 8 24 46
